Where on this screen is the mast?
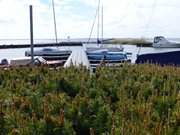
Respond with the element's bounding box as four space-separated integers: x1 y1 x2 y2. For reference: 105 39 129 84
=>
30 5 34 63
97 0 100 46
52 0 58 43
101 5 103 46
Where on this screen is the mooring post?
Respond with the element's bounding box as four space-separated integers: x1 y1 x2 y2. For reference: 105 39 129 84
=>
30 5 34 63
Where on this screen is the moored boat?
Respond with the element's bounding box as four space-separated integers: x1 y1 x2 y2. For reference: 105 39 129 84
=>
25 48 72 66
136 50 180 66
153 36 180 48
25 48 72 56
87 48 131 69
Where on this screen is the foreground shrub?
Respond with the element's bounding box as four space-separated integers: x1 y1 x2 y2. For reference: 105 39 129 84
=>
0 65 179 135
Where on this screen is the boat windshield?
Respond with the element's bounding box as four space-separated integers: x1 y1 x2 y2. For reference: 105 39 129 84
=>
154 36 164 43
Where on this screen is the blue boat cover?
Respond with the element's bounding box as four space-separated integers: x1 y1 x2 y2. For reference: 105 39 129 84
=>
88 54 127 60
136 50 180 66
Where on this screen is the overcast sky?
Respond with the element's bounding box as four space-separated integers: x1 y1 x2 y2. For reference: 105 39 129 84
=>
0 0 180 39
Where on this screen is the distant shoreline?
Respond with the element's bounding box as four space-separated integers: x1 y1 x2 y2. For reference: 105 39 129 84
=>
0 38 153 48
103 38 152 47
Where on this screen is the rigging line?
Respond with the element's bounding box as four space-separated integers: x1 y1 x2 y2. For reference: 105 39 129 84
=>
87 0 101 44
137 0 158 55
115 0 132 24
144 0 158 34
97 0 101 46
101 5 103 46
52 0 58 43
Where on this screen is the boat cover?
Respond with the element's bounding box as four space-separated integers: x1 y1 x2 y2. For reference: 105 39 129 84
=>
136 50 180 66
64 47 90 68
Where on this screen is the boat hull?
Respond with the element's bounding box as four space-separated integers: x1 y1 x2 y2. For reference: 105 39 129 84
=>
25 51 71 57
136 50 180 66
153 43 180 48
88 54 127 60
86 48 131 70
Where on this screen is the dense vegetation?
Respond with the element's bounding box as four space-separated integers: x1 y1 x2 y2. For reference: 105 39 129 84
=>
0 65 179 135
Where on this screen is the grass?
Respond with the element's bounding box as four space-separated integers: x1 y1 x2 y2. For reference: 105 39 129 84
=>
0 65 179 135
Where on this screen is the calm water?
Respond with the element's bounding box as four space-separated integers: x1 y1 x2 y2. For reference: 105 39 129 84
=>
1 39 180 63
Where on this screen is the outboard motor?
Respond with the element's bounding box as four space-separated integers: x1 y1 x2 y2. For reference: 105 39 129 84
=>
153 36 170 48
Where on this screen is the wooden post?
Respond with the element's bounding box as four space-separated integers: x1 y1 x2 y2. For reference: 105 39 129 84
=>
30 5 34 63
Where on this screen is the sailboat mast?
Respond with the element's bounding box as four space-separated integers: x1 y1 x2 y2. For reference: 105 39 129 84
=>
52 0 58 43
101 5 103 46
97 0 100 46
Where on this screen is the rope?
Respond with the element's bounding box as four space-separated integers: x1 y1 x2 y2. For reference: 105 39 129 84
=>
144 0 158 34
137 0 158 55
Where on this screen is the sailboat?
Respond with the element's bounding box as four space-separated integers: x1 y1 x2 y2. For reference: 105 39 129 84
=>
86 0 130 69
24 0 72 65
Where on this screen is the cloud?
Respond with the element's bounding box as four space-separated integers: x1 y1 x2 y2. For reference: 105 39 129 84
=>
0 0 48 38
0 0 180 39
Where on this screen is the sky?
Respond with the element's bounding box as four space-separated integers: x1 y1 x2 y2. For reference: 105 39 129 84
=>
0 0 180 39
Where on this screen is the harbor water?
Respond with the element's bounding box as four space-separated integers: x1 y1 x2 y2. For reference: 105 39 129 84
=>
1 39 180 63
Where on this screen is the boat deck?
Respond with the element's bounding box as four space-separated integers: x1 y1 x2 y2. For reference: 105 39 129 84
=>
86 47 123 52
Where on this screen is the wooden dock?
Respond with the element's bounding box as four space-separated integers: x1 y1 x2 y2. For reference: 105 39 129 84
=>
0 42 83 49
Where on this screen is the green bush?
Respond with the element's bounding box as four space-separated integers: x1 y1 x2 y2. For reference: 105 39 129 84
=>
0 65 179 135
